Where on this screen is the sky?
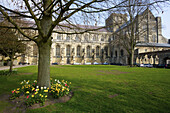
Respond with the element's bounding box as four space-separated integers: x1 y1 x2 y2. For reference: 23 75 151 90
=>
156 6 170 39
0 1 170 39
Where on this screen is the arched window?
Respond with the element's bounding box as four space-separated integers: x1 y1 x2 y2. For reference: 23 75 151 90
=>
84 34 89 42
56 45 60 57
96 46 100 57
120 49 124 57
93 35 98 41
66 45 70 56
104 46 108 57
87 46 90 57
66 35 70 40
57 34 62 40
75 35 80 42
77 46 81 56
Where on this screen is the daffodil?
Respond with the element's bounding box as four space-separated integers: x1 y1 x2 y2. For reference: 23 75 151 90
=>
32 95 34 97
44 90 48 92
41 95 44 97
36 89 39 91
32 88 35 91
17 88 20 90
26 91 29 94
39 94 42 96
45 95 47 98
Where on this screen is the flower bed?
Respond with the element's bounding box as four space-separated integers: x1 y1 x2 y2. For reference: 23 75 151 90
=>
10 78 71 107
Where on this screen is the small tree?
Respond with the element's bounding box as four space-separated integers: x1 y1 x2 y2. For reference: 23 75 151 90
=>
0 26 26 72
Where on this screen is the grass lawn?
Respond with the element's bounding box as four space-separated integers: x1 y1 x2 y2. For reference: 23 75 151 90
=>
0 65 170 113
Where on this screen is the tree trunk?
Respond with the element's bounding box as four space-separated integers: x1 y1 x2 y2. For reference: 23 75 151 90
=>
37 40 51 88
9 58 13 73
130 49 134 67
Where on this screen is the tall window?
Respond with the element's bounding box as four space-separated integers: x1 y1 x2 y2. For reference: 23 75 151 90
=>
104 46 108 57
56 45 60 57
57 34 62 40
93 35 98 41
84 34 89 42
66 45 70 56
77 46 81 56
96 46 100 57
87 46 90 57
75 35 80 42
66 35 70 40
115 50 117 57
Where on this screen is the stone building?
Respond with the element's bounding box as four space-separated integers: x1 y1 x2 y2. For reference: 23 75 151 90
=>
1 9 170 66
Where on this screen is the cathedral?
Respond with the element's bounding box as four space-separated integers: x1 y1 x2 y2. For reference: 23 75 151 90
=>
1 9 170 66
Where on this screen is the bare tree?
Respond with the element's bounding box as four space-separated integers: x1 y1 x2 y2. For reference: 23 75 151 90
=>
0 23 26 72
107 0 169 66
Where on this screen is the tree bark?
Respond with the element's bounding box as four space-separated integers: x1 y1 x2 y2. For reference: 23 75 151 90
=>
37 39 51 88
130 49 134 67
9 58 13 73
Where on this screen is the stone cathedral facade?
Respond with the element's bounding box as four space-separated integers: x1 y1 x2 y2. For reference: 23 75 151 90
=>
1 9 169 66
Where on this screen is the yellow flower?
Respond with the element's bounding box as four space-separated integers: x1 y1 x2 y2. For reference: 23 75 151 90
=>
39 94 41 96
36 89 39 91
69 82 71 84
45 95 47 98
32 95 34 97
17 88 20 90
27 80 29 83
26 91 29 94
47 88 49 90
16 91 20 94
32 88 35 91
41 95 44 97
44 90 48 93
35 92 38 95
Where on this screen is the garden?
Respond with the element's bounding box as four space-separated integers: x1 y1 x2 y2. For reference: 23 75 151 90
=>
0 65 170 113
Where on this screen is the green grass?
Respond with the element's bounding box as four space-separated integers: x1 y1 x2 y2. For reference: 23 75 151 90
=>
0 65 170 113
